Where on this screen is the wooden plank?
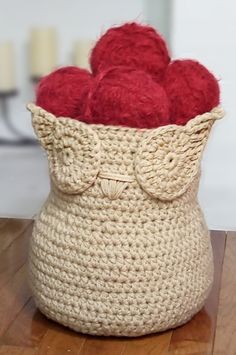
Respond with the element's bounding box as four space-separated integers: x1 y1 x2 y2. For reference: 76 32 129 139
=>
0 264 31 337
1 298 51 348
213 232 236 355
0 219 9 230
0 220 33 289
0 345 37 354
0 219 31 254
79 336 127 355
168 231 226 355
37 325 86 355
122 332 172 355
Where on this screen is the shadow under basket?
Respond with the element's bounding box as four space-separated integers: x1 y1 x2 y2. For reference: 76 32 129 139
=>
27 103 224 337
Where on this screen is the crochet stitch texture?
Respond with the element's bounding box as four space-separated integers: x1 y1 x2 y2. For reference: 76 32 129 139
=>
27 104 224 337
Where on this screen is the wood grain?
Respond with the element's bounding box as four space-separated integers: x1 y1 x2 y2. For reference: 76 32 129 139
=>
0 219 33 289
0 264 31 337
123 332 172 355
0 219 9 233
38 324 86 355
0 219 31 255
213 232 236 355
0 345 37 355
168 231 226 354
1 298 51 348
79 336 126 355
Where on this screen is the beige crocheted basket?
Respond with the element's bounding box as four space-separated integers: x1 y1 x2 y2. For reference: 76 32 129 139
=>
27 103 224 337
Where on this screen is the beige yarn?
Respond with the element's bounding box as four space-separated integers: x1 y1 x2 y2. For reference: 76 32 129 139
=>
27 104 224 337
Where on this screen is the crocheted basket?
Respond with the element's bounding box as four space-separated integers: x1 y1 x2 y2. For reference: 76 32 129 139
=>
27 103 224 337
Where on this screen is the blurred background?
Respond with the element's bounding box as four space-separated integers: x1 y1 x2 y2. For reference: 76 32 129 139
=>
0 0 235 230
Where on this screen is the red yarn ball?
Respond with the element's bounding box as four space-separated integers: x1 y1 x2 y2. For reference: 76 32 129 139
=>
90 22 170 83
36 66 92 118
163 59 220 125
81 66 170 129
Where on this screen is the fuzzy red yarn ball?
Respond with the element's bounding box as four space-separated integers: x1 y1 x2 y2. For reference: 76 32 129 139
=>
163 59 220 125
82 66 170 129
90 22 170 83
36 66 92 118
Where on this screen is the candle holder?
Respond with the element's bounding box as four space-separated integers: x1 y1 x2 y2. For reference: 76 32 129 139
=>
0 90 37 146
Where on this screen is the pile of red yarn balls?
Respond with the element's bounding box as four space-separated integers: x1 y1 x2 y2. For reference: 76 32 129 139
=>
36 22 220 129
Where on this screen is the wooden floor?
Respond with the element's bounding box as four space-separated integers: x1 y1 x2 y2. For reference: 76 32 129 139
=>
0 219 235 355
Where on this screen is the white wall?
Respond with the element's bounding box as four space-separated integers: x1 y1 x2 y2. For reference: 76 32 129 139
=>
144 0 172 44
172 0 236 230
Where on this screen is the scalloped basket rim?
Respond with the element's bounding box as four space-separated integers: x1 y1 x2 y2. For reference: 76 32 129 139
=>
27 103 224 135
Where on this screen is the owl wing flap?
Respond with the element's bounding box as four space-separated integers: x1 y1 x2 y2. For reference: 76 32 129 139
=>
27 103 56 151
135 107 224 201
27 103 101 194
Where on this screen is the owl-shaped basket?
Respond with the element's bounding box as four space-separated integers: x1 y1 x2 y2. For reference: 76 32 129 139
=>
27 103 224 337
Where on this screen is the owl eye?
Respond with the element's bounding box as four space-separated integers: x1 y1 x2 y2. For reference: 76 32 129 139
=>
27 104 101 194
135 107 224 201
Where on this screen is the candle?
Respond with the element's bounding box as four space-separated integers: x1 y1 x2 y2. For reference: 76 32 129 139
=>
0 42 16 93
29 28 58 78
73 39 94 70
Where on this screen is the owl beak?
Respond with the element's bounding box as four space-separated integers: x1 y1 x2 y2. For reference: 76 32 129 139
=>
100 179 128 200
98 172 134 200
